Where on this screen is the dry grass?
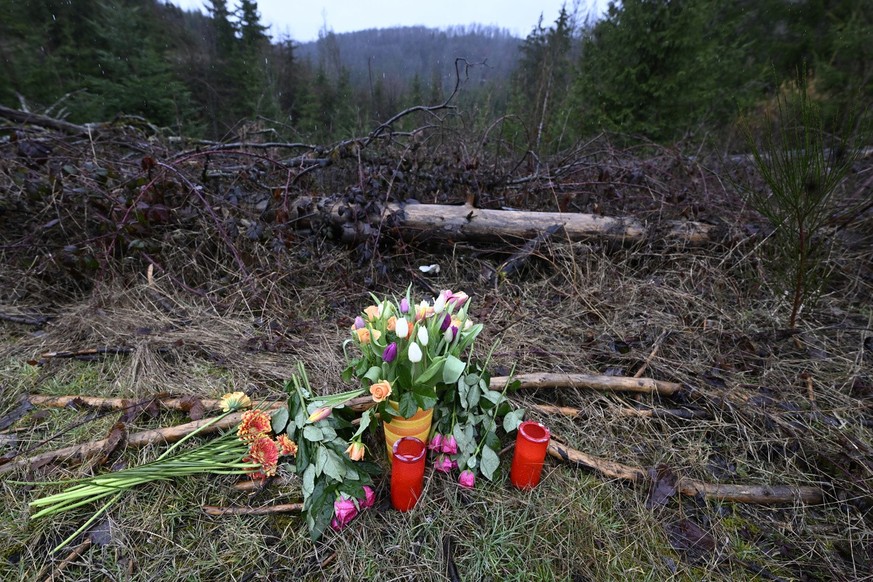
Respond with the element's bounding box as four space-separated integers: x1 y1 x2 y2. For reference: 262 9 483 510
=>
1 131 872 580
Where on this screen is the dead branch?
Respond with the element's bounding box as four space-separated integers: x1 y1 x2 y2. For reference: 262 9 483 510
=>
490 372 682 396
548 439 824 505
530 403 711 420
40 347 133 360
0 104 97 136
202 502 303 516
0 412 244 474
26 394 285 413
0 312 51 327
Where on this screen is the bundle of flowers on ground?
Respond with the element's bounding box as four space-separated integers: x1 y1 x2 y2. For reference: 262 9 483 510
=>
18 391 295 553
342 288 524 489
271 363 381 540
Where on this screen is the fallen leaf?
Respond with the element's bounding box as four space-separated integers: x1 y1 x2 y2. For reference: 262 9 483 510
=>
0 397 33 431
664 517 716 554
179 395 205 420
647 464 678 508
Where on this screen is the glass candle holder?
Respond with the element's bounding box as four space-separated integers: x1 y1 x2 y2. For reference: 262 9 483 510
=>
510 421 551 489
391 436 426 511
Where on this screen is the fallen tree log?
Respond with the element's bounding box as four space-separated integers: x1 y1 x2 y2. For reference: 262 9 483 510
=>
316 198 737 246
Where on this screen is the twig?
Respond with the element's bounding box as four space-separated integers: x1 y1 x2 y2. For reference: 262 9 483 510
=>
35 538 92 582
634 331 669 378
40 348 133 360
202 502 302 516
0 312 51 327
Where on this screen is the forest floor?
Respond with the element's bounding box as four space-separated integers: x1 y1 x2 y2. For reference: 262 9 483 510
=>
1 115 872 581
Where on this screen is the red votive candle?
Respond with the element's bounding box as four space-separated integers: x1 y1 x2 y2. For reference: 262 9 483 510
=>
391 437 427 511
510 421 551 489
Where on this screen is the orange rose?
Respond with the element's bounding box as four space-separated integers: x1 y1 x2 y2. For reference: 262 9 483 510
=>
345 441 366 461
364 305 381 321
355 328 381 344
369 380 392 403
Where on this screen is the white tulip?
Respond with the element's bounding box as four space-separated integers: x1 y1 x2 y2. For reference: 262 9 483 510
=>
408 342 422 363
417 325 429 346
396 317 409 338
433 293 447 314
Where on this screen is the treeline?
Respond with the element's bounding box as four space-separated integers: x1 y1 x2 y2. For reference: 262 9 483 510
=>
510 0 872 151
0 0 870 147
0 0 513 140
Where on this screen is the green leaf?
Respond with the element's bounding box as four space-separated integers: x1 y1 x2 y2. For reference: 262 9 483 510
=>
443 355 466 384
321 449 345 482
503 408 526 433
467 381 481 409
466 455 477 469
364 366 382 383
302 464 316 498
270 407 289 434
480 445 500 481
457 375 470 410
398 392 418 418
303 425 324 442
415 357 445 386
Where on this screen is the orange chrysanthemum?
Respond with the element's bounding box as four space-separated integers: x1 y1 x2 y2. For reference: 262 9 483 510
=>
276 434 298 456
246 436 279 478
237 409 272 442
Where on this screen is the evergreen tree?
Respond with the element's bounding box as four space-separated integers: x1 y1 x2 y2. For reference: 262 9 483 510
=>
508 7 576 153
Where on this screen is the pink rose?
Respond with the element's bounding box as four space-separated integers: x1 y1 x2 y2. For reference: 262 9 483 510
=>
330 495 359 531
428 433 444 451
458 470 475 489
434 454 456 473
441 435 458 455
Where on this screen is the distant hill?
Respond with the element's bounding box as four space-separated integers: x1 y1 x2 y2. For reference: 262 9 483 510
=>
295 25 521 96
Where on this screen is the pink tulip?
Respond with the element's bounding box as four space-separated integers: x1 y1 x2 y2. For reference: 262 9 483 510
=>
459 470 475 489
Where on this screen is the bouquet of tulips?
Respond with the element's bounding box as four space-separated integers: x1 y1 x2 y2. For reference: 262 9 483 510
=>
342 288 483 420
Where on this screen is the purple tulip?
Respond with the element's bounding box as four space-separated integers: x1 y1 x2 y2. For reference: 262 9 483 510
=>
330 495 359 530
354 316 366 329
440 313 452 332
441 435 458 455
458 470 475 489
428 433 444 451
400 297 410 313
383 342 398 363
361 485 376 509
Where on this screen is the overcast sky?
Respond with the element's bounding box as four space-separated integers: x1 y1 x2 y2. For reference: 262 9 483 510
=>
167 0 609 43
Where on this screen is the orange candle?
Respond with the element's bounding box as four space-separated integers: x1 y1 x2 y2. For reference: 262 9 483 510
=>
391 437 426 511
510 421 550 489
